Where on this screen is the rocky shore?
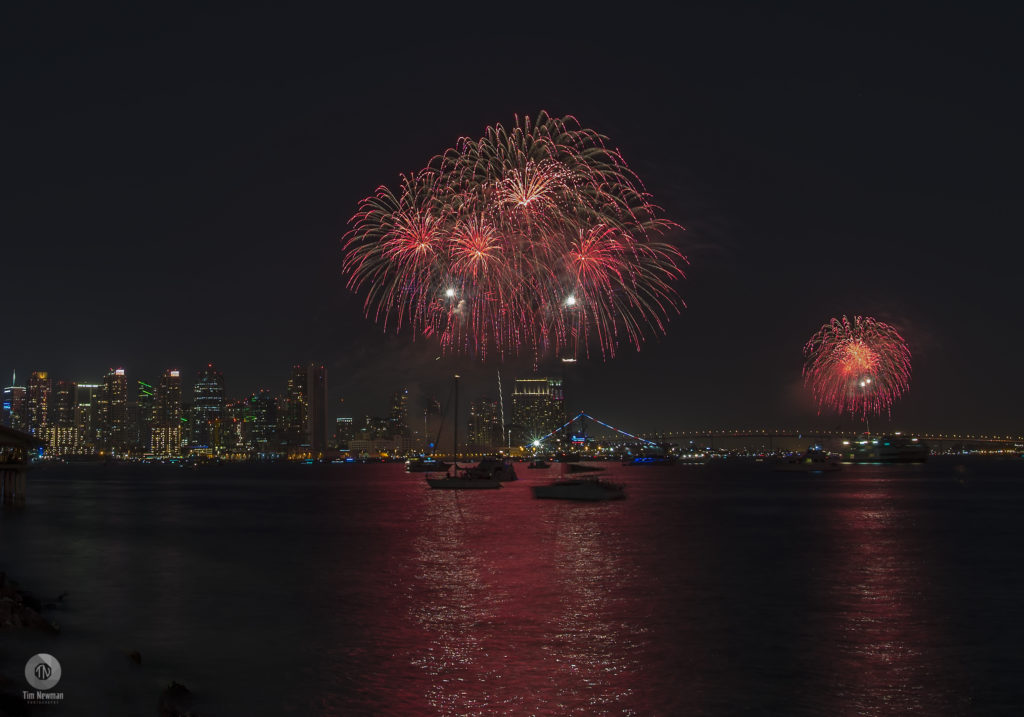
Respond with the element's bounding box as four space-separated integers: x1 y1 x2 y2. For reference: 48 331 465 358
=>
0 572 199 716
0 572 61 633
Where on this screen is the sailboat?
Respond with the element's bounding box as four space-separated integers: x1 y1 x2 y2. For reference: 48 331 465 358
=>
426 374 502 489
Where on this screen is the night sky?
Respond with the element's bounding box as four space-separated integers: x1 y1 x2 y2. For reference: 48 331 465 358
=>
4 7 1021 434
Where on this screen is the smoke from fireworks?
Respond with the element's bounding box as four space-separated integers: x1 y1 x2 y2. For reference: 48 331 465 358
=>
802 315 912 417
342 111 685 360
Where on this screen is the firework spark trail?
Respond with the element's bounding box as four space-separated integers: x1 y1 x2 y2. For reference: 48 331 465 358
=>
802 315 912 417
341 111 686 360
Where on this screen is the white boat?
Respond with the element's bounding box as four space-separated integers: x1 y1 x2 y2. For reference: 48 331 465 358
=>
532 477 626 501
775 449 841 472
843 435 929 463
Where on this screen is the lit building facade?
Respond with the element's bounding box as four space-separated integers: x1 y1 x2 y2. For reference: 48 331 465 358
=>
74 383 100 453
46 380 78 456
281 363 327 457
468 396 503 450
247 389 278 456
98 368 131 455
511 376 564 446
389 388 410 439
334 417 354 449
97 368 130 452
282 364 308 451
190 364 225 456
27 371 51 438
1 372 27 431
152 369 182 457
137 380 155 453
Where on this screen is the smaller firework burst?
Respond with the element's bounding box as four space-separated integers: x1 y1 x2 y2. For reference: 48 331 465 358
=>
802 315 911 418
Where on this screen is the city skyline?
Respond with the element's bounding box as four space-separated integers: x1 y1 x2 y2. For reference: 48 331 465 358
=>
4 7 1021 437
3 359 1020 445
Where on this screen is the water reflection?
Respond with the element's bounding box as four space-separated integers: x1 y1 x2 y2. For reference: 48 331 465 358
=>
822 474 965 715
398 487 646 715
544 504 644 714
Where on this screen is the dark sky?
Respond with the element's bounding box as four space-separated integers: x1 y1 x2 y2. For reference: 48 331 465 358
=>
3 6 1021 434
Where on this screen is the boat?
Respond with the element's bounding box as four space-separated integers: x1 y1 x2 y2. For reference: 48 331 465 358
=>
426 375 503 490
843 435 929 463
527 458 551 469
464 456 518 481
775 448 841 472
405 457 451 473
532 477 626 501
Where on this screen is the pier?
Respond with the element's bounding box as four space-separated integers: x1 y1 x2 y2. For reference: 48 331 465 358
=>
1 426 42 506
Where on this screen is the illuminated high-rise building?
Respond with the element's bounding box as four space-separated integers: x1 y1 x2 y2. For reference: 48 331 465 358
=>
306 364 328 456
74 383 100 453
137 379 155 453
1 372 28 431
510 376 564 446
468 396 503 450
47 380 78 456
334 417 354 449
389 388 409 439
282 364 308 451
98 368 130 455
152 369 182 457
190 363 225 455
247 389 278 455
27 371 51 438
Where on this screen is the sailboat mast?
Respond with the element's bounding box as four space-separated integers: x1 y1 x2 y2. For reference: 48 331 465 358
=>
497 369 505 439
453 374 460 464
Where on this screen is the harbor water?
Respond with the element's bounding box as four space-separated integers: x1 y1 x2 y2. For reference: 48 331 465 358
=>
2 457 1024 715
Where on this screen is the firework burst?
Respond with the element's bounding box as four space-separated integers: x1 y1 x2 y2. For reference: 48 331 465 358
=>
802 315 911 417
342 111 686 360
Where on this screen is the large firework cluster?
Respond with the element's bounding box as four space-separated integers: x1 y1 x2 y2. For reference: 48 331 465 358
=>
342 111 685 360
802 315 912 417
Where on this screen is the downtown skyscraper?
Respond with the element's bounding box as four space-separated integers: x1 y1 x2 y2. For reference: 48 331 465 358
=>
98 368 130 455
190 364 225 456
281 363 328 457
152 369 182 457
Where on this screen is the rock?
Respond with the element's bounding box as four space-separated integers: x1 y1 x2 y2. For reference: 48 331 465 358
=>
158 681 195 717
0 574 59 633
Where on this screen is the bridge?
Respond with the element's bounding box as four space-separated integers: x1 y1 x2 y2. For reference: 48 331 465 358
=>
649 429 1024 453
528 416 1023 454
530 412 662 450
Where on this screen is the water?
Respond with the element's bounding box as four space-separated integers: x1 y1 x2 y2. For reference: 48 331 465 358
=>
2 458 1024 715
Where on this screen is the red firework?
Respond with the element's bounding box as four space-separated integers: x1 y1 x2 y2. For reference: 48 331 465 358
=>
802 315 911 417
341 111 685 360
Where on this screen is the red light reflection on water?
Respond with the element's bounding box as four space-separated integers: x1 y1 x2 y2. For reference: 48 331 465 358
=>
393 488 646 714
818 475 965 715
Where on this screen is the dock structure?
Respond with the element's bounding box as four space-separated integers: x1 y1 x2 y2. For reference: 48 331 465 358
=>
1 426 42 506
